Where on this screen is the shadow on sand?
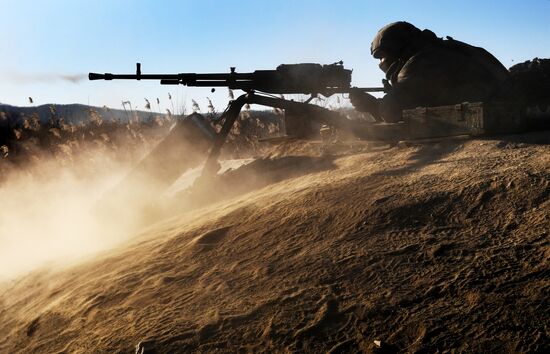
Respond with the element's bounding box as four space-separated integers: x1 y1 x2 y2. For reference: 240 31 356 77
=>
370 129 550 179
170 155 337 210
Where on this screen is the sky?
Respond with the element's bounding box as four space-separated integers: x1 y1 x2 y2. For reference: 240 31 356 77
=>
1 0 549 113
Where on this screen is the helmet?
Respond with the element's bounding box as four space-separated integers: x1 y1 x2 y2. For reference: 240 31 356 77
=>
371 21 423 59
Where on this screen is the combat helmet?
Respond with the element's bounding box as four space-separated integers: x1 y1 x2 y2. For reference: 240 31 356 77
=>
370 21 424 59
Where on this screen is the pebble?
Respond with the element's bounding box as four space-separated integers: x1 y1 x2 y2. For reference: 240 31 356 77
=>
135 340 156 354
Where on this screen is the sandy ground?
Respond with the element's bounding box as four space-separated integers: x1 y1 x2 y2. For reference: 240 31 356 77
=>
0 132 549 353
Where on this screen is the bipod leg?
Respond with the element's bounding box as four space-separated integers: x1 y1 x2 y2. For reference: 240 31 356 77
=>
200 94 249 178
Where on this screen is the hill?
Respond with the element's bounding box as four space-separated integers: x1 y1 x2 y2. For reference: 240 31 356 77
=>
0 132 548 353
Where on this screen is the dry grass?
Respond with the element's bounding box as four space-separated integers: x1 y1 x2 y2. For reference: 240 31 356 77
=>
0 107 282 179
0 109 171 180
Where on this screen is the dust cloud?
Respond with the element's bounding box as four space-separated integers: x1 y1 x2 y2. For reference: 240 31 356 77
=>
5 72 86 84
0 153 157 280
0 145 256 280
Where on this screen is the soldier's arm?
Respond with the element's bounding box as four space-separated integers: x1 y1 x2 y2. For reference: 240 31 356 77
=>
349 89 383 120
378 51 443 122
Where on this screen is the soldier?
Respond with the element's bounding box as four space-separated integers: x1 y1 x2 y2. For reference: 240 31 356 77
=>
350 21 510 122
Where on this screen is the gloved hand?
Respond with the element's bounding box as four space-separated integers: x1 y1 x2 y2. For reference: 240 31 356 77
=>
349 88 380 119
348 88 368 110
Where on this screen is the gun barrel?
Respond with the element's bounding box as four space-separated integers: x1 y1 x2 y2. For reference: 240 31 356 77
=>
88 71 255 86
88 73 183 81
353 87 385 93
88 73 107 80
322 87 385 95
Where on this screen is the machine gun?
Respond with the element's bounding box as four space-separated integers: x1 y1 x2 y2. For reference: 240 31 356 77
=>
89 62 385 175
89 62 383 96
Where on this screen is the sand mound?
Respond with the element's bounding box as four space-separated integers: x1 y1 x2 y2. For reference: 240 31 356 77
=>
0 132 549 353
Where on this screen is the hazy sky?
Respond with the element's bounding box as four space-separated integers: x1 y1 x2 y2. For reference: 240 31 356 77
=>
1 0 549 113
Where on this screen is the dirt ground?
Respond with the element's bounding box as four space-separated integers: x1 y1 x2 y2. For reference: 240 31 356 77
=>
0 131 548 353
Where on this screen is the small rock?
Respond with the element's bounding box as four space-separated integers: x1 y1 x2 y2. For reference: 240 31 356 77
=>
373 339 400 354
373 196 391 205
26 318 40 337
135 340 156 354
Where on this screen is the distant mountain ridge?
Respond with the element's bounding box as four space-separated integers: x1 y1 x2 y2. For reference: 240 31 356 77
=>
0 103 164 124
